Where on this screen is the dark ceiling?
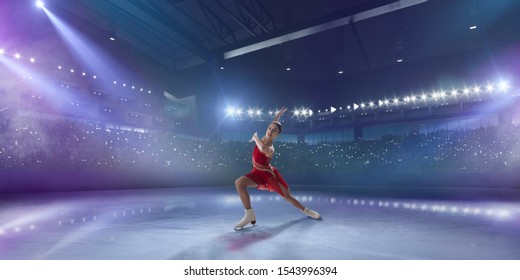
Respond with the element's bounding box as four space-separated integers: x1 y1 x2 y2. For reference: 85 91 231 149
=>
2 0 520 104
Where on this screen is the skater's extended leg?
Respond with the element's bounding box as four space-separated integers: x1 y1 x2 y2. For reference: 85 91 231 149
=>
279 183 321 219
278 183 305 210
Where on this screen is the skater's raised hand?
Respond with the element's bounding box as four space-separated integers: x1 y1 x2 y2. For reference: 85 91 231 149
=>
250 132 258 142
274 107 287 122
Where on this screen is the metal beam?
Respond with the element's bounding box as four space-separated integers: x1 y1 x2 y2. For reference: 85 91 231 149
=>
349 17 372 70
105 0 211 62
194 0 236 44
223 0 428 59
152 0 236 45
215 0 257 37
234 0 272 34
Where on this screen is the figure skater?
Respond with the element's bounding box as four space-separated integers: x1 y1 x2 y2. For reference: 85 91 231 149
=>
234 106 320 230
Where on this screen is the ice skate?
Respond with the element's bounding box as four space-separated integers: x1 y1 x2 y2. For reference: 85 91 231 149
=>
234 208 256 231
302 207 321 219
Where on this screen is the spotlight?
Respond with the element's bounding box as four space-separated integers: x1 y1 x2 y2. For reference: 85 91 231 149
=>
0 49 4 55
498 81 509 91
36 0 44 8
14 53 21 59
30 57 36 63
108 31 117 41
286 67 291 71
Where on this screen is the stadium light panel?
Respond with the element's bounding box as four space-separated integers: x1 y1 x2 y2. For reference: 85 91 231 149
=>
226 107 234 116
498 81 509 91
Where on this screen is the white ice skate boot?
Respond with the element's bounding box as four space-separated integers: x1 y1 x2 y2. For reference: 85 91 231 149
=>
302 207 321 219
234 208 256 230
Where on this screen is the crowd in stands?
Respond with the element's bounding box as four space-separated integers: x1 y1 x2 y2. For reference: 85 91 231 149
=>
1 115 519 174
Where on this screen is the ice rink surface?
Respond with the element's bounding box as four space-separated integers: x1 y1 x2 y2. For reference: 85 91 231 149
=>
1 186 519 260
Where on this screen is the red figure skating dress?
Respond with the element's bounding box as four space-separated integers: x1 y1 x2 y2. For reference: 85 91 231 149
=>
245 146 289 197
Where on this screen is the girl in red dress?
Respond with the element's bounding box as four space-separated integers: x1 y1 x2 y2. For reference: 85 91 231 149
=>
234 106 321 230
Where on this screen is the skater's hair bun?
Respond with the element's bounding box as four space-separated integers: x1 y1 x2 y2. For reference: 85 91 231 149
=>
272 121 282 134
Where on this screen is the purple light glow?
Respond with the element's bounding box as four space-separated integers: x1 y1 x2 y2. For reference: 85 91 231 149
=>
41 7 126 85
36 1 45 9
0 53 79 110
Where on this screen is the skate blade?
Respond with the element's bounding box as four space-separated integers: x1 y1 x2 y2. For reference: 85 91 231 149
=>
234 221 256 231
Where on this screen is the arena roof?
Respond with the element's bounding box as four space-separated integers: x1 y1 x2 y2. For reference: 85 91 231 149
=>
2 0 520 102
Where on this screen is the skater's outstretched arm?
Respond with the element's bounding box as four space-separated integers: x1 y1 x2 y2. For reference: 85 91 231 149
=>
273 106 287 123
250 132 272 154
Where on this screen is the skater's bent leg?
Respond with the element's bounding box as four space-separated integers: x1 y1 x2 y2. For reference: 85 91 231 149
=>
278 184 305 211
235 176 257 209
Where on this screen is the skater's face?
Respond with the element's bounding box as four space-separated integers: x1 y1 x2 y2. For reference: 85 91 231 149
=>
265 123 280 140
